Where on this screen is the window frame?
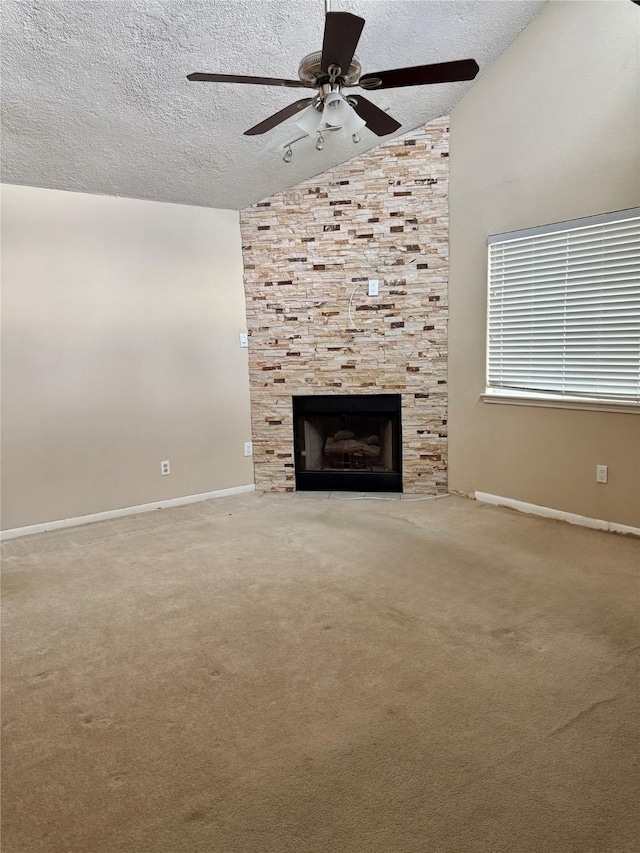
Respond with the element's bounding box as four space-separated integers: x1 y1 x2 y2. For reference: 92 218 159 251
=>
484 208 640 414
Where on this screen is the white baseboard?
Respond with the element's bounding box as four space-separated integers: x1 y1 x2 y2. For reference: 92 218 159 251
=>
0 484 256 541
609 521 640 537
474 492 640 537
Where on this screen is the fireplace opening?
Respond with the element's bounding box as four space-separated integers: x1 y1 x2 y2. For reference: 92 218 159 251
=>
293 394 402 492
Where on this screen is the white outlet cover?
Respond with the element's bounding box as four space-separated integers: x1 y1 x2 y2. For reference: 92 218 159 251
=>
596 464 608 483
161 460 170 475
244 442 253 457
368 280 379 297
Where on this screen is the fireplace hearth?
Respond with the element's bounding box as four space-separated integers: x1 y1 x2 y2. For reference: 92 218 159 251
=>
293 394 402 492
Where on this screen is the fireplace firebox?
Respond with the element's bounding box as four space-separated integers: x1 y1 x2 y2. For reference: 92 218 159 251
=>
293 394 402 492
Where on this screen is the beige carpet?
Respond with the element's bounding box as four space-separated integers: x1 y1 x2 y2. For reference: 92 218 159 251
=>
2 492 639 852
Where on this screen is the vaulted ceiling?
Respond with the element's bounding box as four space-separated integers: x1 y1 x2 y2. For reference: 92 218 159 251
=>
1 1 546 209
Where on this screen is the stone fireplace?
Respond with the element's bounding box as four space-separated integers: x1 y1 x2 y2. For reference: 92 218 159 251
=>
293 394 402 492
240 117 449 493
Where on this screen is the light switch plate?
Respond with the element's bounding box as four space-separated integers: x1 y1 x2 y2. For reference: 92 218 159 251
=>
239 333 248 348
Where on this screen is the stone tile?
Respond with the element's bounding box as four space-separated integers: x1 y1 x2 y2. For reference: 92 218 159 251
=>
328 492 366 500
294 492 331 499
362 493 402 500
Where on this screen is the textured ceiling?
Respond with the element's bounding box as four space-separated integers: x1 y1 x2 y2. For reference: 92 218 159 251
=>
1 1 546 210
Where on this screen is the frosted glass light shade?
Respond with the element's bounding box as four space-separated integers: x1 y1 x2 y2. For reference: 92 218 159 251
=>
341 103 367 135
295 104 324 135
296 94 366 140
322 92 366 134
321 91 343 126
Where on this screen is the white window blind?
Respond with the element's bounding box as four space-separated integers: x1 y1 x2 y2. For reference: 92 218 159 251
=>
487 211 640 406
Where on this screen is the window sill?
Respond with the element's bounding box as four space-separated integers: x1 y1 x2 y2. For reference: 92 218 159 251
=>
481 392 640 415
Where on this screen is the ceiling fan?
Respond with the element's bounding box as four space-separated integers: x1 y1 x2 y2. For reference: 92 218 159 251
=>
187 7 479 140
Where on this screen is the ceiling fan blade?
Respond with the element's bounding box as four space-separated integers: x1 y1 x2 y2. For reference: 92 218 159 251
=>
320 11 365 75
358 58 479 90
349 96 401 137
244 98 314 136
187 72 309 89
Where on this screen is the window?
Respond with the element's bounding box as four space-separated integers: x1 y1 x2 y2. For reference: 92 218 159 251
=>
486 209 640 410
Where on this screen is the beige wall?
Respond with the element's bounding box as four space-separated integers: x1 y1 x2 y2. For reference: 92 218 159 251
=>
1 185 253 530
449 0 640 527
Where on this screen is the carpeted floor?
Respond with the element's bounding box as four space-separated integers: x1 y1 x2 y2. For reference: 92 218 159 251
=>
2 492 639 852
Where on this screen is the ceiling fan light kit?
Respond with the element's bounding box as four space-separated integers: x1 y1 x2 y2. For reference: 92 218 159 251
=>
187 6 479 157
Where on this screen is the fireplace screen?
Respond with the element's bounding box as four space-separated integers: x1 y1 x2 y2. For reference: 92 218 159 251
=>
298 415 396 473
293 395 402 492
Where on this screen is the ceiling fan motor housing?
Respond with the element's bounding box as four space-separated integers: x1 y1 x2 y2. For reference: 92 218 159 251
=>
298 51 362 86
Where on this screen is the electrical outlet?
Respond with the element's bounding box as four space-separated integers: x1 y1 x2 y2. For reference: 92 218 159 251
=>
596 464 608 484
368 279 379 297
244 442 253 457
239 333 248 348
161 460 170 476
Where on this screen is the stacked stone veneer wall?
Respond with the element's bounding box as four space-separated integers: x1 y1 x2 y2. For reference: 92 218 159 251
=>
240 117 449 493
